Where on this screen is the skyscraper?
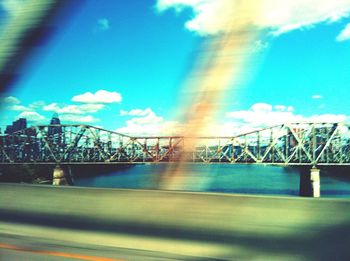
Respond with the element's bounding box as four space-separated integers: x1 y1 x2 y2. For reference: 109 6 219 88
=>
5 118 27 134
50 113 61 125
48 113 62 136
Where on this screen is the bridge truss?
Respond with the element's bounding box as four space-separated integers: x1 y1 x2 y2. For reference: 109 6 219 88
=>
0 123 349 166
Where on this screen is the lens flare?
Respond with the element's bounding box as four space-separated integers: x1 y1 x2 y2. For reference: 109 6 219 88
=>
160 1 262 189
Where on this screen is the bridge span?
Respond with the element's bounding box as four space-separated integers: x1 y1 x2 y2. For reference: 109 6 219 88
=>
1 122 349 197
1 122 349 166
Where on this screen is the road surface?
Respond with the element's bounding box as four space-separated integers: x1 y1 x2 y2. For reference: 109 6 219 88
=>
1 183 350 260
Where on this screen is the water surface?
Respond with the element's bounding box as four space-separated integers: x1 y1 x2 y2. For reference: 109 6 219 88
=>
74 164 350 197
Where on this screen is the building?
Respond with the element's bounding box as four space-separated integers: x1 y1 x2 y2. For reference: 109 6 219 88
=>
5 118 27 134
50 113 61 125
48 113 62 136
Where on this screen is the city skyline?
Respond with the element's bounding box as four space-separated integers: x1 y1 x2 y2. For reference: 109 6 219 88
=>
1 0 350 136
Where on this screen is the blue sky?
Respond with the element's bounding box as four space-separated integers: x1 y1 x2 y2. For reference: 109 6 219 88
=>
0 0 350 135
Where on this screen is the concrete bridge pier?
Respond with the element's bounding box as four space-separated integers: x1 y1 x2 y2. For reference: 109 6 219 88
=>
52 165 69 186
310 168 321 197
299 167 320 197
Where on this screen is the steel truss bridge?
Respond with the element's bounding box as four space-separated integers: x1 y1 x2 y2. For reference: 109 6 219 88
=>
0 122 350 166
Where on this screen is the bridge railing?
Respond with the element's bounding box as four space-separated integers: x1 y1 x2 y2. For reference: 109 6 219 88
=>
0 123 349 165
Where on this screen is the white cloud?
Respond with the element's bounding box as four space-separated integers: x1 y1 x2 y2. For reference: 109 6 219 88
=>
72 90 122 104
0 96 20 104
156 0 350 37
129 113 163 125
121 108 163 125
312 94 323 99
116 104 349 136
60 114 100 123
120 108 153 116
225 102 349 136
156 0 201 12
251 102 272 112
43 103 104 114
116 120 182 136
18 111 46 123
43 103 59 112
29 101 46 109
337 22 350 41
97 18 110 31
226 109 303 128
252 40 269 53
309 114 347 123
117 108 183 135
8 105 32 112
274 105 286 111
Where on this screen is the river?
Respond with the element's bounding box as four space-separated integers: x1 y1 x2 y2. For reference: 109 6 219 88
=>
74 164 350 197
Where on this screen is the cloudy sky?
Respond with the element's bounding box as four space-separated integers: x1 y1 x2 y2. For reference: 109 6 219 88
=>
0 0 350 136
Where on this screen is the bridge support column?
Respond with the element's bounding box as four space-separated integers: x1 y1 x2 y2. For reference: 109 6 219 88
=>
310 167 320 197
299 167 320 197
52 165 69 186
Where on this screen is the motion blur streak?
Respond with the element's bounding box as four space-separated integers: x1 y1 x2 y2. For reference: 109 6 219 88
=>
1 184 350 260
0 0 81 93
161 1 261 189
0 243 123 261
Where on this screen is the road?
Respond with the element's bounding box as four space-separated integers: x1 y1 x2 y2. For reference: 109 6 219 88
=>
1 183 350 260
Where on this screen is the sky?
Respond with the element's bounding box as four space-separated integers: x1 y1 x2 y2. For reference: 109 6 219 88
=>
0 0 350 136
